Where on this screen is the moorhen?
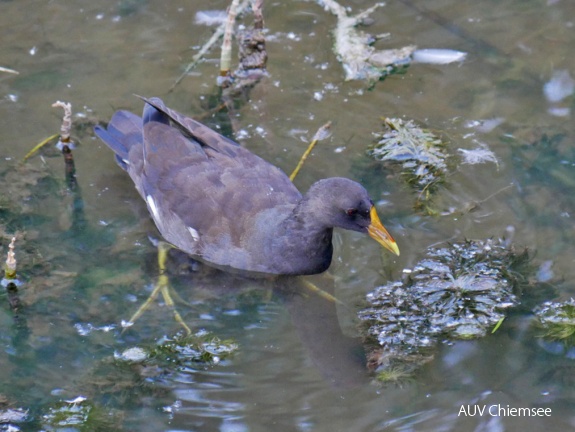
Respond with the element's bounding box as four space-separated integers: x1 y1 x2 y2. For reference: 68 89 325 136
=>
95 97 399 275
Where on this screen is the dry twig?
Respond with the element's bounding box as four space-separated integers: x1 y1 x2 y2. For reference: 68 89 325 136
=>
317 0 415 81
170 0 252 91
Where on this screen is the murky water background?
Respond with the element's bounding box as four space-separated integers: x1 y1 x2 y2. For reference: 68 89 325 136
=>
1 0 575 430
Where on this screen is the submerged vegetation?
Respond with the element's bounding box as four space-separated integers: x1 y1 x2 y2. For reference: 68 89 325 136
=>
535 299 575 345
41 397 122 432
359 238 534 381
368 117 449 214
149 330 239 365
508 130 575 243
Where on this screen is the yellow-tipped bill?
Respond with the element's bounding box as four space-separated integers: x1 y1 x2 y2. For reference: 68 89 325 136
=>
368 206 400 256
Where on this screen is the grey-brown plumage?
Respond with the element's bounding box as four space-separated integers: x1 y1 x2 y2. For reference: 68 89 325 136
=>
95 97 398 275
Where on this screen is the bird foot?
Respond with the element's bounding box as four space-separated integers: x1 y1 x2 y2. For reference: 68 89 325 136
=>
122 241 192 335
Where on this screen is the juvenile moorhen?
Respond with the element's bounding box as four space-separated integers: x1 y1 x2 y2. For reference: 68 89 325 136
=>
95 97 399 275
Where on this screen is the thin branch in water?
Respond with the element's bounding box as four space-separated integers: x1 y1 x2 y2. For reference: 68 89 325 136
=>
170 0 252 91
252 0 264 29
52 101 73 146
220 0 242 80
290 121 332 181
170 27 225 91
23 133 59 162
50 101 78 188
2 237 22 311
4 237 17 281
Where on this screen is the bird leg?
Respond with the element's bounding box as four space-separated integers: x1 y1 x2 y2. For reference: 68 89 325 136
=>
123 241 192 335
300 277 346 307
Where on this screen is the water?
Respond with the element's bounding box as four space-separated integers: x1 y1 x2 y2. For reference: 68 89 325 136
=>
1 0 575 430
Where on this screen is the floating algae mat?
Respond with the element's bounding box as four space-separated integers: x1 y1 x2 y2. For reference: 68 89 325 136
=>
534 299 575 346
367 118 449 214
358 239 532 381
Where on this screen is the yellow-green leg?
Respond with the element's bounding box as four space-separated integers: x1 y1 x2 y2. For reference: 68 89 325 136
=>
300 277 345 307
124 241 191 335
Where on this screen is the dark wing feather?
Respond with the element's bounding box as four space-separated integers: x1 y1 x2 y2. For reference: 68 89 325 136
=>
131 98 301 259
139 96 241 157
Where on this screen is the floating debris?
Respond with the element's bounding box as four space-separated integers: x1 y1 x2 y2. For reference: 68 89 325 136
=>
534 299 575 345
542 69 574 117
359 239 532 380
368 117 449 213
411 48 467 65
457 145 498 166
317 0 415 81
536 260 554 283
0 66 19 75
543 69 574 103
0 407 28 424
548 106 570 117
64 396 87 405
194 10 228 26
464 117 505 133
114 347 148 363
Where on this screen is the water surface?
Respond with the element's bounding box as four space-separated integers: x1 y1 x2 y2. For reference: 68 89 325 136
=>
1 0 575 430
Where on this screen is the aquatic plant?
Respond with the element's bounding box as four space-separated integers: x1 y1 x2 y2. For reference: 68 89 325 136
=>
534 299 575 345
373 361 415 385
509 131 572 190
359 238 532 380
41 397 121 431
150 330 238 365
367 117 449 213
113 330 238 367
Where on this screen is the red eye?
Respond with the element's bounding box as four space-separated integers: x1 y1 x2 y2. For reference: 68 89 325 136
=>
347 208 358 216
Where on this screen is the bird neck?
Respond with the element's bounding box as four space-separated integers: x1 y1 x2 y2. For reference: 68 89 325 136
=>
275 201 334 275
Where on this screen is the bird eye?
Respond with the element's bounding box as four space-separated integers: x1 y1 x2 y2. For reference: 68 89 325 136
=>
347 208 358 216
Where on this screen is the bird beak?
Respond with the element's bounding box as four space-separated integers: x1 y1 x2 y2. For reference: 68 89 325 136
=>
368 206 400 256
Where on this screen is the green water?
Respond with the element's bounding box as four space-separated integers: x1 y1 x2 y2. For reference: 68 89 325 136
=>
1 0 575 430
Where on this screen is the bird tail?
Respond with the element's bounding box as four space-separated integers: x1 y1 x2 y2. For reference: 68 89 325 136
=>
94 110 142 170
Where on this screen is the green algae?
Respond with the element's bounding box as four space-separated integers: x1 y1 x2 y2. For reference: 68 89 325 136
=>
367 117 449 214
359 238 534 381
535 299 575 345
